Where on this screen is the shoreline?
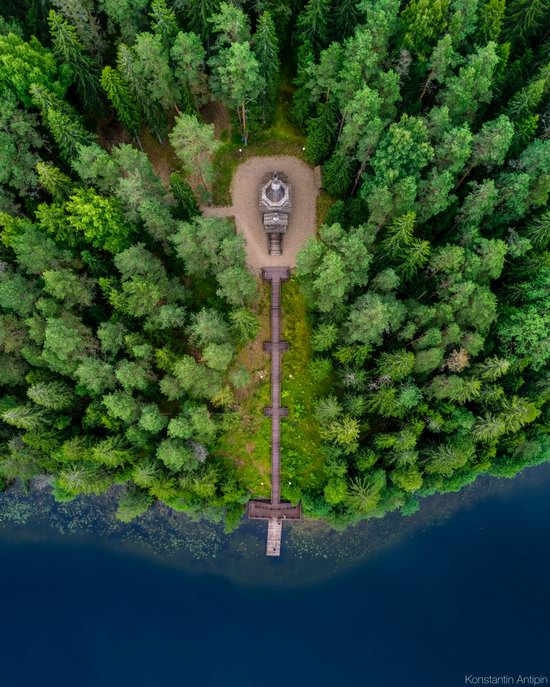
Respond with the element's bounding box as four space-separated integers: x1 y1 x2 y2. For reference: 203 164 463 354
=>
1 461 549 587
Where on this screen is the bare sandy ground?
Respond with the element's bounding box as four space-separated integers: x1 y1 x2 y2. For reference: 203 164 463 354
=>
203 156 319 271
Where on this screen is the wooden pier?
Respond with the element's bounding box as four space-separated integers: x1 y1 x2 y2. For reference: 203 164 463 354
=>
248 266 302 556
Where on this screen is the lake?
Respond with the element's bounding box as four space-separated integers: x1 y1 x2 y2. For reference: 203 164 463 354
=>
0 465 549 687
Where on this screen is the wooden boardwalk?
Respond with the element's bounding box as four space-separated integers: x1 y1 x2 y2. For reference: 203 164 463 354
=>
248 266 302 556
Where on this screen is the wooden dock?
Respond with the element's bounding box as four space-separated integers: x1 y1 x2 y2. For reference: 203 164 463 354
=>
248 266 302 556
267 518 282 556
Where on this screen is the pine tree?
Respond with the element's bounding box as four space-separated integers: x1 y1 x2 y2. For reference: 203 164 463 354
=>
419 34 459 100
440 42 500 122
400 0 450 59
168 113 220 190
210 41 264 145
208 2 250 45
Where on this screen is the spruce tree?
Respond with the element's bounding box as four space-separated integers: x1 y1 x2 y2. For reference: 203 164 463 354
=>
169 173 200 221
48 10 100 110
46 109 96 161
296 0 332 56
149 0 178 48
252 11 279 124
100 66 141 140
322 151 356 197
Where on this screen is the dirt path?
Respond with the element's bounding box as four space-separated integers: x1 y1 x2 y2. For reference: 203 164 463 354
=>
203 156 319 271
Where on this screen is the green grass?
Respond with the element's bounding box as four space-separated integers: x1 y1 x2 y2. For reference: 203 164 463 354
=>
213 282 272 496
211 73 307 206
316 190 335 227
215 279 329 501
279 279 330 503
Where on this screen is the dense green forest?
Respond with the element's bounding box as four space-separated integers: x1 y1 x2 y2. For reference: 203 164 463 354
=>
0 0 548 527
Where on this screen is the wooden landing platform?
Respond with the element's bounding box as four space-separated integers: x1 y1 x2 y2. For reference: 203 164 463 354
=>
248 500 302 521
267 519 282 556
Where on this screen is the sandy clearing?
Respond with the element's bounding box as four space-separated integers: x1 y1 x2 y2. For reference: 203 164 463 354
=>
203 155 319 271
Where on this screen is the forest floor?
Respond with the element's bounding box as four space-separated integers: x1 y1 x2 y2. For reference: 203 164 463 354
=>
203 155 319 270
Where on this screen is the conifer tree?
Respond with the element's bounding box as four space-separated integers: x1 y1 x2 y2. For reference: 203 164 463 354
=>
476 0 506 43
210 41 263 145
45 109 96 161
296 0 332 55
175 0 221 42
252 12 279 124
52 0 105 57
171 32 209 110
169 114 220 191
117 38 174 140
27 381 74 410
503 0 550 47
48 10 100 109
400 0 450 59
305 100 339 166
100 66 141 140
440 42 500 122
322 152 356 197
169 173 200 221
149 0 178 49
332 0 360 40
36 162 76 200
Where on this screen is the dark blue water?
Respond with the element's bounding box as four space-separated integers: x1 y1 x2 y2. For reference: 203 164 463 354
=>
1 467 549 687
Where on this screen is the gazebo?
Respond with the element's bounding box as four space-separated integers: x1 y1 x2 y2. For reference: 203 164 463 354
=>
259 172 292 256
